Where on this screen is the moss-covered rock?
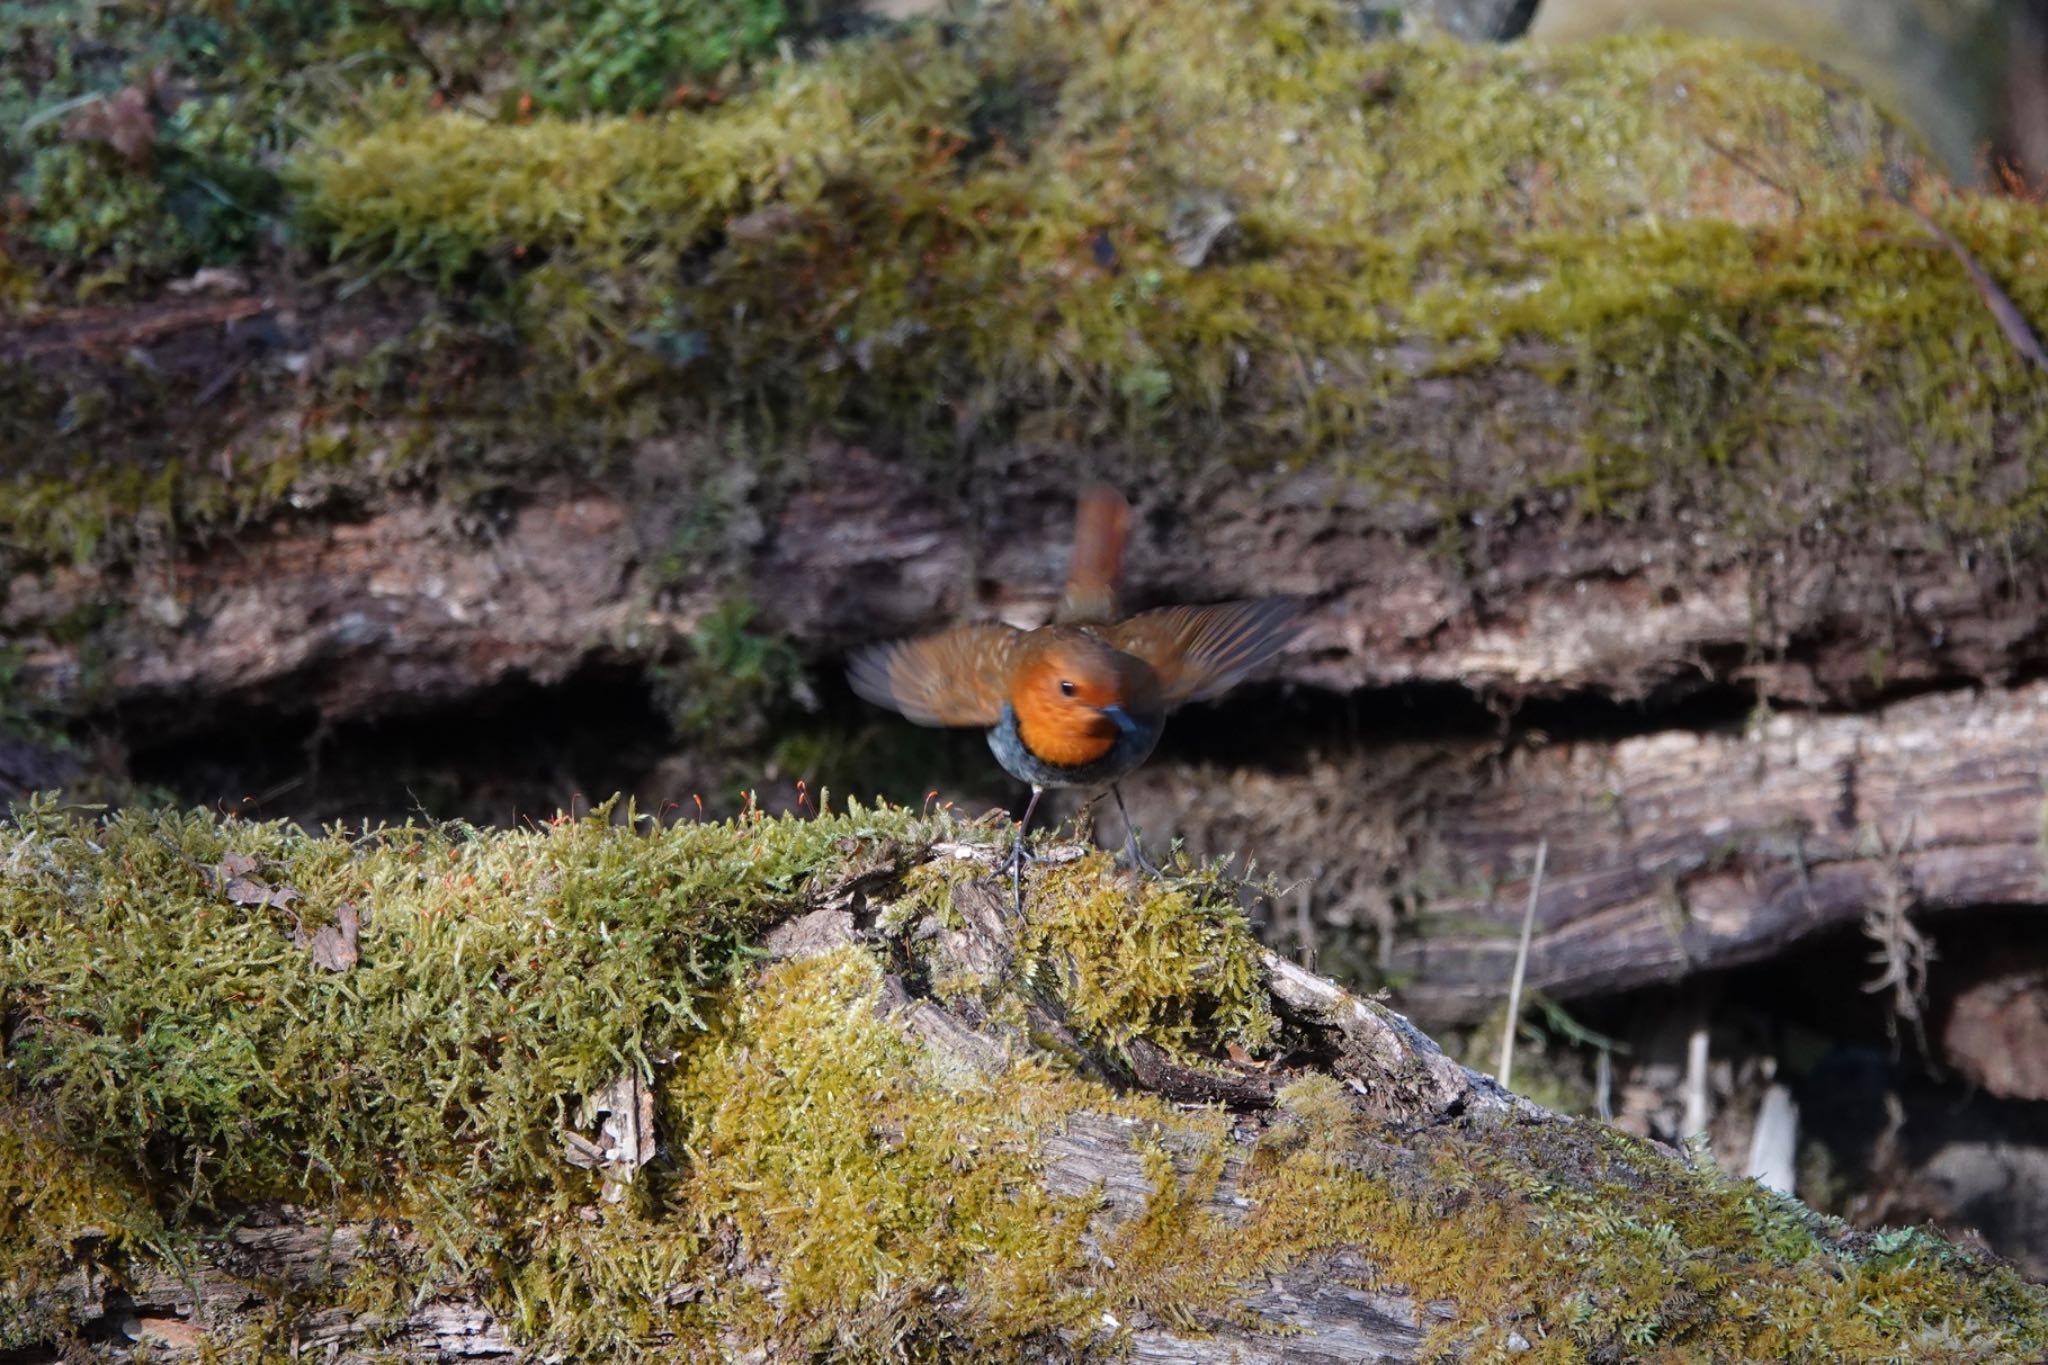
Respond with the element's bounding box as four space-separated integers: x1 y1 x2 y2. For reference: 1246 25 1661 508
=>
4 796 2046 1359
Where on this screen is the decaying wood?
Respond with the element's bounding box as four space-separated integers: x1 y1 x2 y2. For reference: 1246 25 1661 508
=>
1942 960 2048 1102
8 413 2048 736
7 849 1536 1364
10 434 2048 1032
1129 681 2048 1023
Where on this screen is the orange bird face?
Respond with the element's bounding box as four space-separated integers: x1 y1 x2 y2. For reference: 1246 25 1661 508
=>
1005 631 1163 769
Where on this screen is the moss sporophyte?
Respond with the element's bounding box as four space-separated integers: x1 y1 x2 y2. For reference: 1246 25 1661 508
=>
3 797 2047 1358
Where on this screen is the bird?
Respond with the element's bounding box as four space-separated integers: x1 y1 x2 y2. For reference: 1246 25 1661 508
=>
847 486 1304 910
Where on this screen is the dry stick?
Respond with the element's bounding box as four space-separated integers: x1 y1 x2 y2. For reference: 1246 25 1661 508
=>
1683 1016 1712 1151
1894 195 2048 372
1496 838 1548 1091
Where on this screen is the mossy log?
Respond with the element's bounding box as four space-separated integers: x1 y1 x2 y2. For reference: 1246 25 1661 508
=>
4 801 2046 1362
9 9 2048 731
9 2 2048 1161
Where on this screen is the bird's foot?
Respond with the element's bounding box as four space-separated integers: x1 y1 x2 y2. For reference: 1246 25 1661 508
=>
998 833 1038 877
1108 786 1164 878
1118 830 1164 878
998 835 1038 917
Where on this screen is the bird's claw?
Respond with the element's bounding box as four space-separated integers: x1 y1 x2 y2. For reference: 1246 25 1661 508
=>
998 835 1037 877
998 836 1038 918
1109 786 1163 878
1118 835 1164 878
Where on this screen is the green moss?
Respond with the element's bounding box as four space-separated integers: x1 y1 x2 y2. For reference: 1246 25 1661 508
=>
6 3 2047 592
284 1 1957 480
650 594 803 752
1012 852 1279 1058
0 1108 169 1349
519 0 795 114
1424 1122 2048 1362
2 0 804 314
293 28 981 277
0 794 934 1333
651 948 1109 1357
4 798 2047 1359
0 797 1230 1356
1112 1078 2048 1362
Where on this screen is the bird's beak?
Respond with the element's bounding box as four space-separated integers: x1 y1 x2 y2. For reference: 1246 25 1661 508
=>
1098 703 1141 736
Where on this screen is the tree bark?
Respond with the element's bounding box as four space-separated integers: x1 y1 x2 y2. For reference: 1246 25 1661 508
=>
1128 680 2048 1023
8 432 2048 730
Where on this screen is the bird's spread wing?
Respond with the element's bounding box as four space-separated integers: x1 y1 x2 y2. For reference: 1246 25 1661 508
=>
846 622 1021 727
1102 598 1305 706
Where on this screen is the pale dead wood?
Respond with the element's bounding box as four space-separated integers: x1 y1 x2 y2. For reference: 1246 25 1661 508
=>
1133 682 2048 1023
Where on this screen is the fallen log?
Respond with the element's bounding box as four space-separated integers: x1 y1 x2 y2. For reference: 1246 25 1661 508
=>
1127 680 2048 1023
2 802 2042 1361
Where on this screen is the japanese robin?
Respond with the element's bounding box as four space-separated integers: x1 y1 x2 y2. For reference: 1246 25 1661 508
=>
849 486 1303 908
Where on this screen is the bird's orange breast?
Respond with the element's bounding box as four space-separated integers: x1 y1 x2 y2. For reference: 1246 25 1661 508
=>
1011 685 1120 768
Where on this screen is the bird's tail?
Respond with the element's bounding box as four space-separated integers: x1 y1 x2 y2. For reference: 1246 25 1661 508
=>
1057 484 1129 624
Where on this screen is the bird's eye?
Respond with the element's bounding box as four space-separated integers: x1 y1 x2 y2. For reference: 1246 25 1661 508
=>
1058 679 1076 697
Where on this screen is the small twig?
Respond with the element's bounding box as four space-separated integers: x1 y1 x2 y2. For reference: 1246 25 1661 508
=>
1496 838 1547 1091
1893 195 2048 372
1698 135 1804 216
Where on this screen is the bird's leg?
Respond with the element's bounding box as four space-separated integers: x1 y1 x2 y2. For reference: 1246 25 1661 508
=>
1000 786 1045 914
1111 784 1162 876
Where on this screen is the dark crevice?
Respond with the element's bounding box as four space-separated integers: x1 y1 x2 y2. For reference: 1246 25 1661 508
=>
94 650 2002 830
1811 673 1990 713
114 661 673 829
1139 675 1759 777
1560 906 2048 1274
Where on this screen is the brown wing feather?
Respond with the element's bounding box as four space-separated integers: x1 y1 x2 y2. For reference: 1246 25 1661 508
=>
846 622 1020 727
1102 598 1304 706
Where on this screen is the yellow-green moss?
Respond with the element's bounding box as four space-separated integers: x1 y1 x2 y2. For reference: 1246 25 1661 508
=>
5 798 2048 1359
299 9 1898 267
296 29 978 278
285 0 2011 502
12 1 2048 593
0 796 939 1335
653 948 1112 1356
2 0 799 310
0 1108 168 1348
1015 852 1279 1057
1108 1074 2048 1362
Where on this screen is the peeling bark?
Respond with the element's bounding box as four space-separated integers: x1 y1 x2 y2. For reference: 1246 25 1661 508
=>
1133 681 2048 1023
9 443 2048 736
